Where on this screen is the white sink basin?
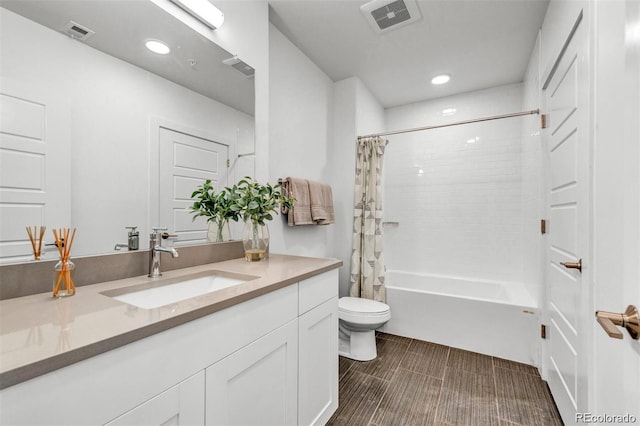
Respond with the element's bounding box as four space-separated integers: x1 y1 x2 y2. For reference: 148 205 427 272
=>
102 271 258 309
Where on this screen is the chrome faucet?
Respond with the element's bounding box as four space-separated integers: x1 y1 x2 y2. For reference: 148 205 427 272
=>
115 226 140 251
148 227 179 278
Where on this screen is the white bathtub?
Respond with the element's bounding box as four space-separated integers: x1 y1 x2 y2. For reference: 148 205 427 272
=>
379 270 539 365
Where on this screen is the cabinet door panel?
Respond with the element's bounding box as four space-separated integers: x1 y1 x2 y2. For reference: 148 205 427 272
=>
205 320 298 426
105 371 204 426
298 297 339 425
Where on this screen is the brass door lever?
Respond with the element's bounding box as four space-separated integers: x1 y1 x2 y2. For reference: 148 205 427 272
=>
595 305 639 340
560 259 582 273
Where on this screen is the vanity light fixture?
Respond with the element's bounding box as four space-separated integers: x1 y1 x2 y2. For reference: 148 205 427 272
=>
145 39 170 55
170 0 224 30
431 74 450 85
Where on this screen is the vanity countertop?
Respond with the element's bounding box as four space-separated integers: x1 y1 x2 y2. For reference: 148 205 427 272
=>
0 254 342 390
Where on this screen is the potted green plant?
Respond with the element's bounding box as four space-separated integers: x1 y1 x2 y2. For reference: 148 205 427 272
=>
229 177 294 261
189 180 240 242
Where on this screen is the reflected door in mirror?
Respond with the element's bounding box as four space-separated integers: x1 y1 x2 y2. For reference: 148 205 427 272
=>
159 127 228 245
0 83 71 262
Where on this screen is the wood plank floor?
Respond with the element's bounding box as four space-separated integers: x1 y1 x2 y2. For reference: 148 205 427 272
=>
328 332 563 426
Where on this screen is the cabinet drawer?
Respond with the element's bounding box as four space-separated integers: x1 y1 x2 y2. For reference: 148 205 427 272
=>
299 269 338 315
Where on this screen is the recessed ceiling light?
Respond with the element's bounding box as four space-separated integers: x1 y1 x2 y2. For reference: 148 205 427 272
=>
431 74 450 85
442 107 456 116
170 0 224 29
145 39 170 55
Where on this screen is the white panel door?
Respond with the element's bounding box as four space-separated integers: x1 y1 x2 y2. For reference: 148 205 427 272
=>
205 320 298 426
159 127 228 245
543 11 589 424
0 79 70 262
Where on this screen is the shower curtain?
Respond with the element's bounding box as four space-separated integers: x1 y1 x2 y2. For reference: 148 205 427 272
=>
349 136 388 303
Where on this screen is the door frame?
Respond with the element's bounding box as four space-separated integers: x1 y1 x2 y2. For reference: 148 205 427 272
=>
591 0 640 418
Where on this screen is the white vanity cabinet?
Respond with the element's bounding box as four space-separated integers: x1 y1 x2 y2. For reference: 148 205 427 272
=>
205 269 339 426
0 268 339 426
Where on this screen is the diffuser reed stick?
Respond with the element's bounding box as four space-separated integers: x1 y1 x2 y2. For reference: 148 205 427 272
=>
37 226 45 258
25 226 46 260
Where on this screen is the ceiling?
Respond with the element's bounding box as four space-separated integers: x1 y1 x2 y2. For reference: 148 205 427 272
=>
269 0 549 108
1 0 255 115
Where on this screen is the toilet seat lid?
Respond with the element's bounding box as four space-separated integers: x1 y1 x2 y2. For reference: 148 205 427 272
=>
339 297 390 315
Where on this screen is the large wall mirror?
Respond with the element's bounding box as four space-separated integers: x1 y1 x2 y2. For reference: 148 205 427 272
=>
0 0 255 263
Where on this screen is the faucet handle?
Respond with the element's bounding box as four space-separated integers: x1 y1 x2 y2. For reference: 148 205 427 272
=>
150 227 167 238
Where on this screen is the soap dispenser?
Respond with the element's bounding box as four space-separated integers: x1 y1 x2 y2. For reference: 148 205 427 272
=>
126 226 139 251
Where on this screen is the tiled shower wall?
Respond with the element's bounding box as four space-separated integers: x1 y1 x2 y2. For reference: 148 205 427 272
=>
383 84 526 284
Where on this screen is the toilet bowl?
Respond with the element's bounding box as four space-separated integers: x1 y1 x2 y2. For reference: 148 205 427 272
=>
338 297 391 361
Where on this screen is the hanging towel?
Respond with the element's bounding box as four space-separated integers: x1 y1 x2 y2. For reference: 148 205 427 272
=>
308 180 335 225
284 177 314 226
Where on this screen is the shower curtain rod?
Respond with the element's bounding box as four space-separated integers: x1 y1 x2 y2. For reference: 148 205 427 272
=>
357 109 540 139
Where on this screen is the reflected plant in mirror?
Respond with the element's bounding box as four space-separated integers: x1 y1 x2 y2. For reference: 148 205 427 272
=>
189 180 240 243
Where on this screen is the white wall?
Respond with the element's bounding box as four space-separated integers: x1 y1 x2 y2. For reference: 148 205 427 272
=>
267 24 335 258
383 84 526 284
1 9 253 256
267 24 385 292
331 77 385 296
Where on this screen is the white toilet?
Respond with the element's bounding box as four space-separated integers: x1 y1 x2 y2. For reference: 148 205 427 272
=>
338 297 391 361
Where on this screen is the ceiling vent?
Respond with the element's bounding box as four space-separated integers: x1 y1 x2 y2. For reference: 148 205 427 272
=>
61 21 95 41
222 56 255 78
360 0 421 34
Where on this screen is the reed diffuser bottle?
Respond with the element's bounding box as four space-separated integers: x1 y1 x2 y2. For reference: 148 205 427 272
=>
52 228 76 298
53 258 75 297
